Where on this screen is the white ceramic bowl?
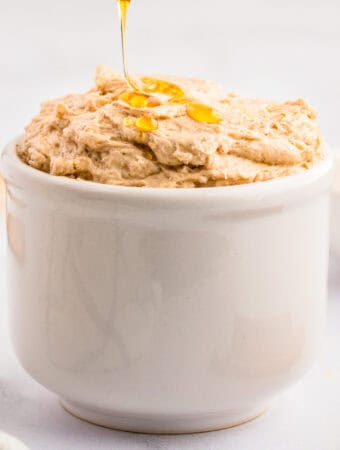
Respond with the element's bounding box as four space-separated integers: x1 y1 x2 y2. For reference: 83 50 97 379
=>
0 137 333 434
0 432 29 450
331 151 340 256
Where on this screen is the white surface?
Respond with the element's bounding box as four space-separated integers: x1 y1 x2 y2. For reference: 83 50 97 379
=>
1 140 333 435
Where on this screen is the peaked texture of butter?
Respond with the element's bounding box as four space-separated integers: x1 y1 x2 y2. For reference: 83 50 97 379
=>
18 66 324 188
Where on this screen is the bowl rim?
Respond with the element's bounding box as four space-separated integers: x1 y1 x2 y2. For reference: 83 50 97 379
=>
0 135 334 206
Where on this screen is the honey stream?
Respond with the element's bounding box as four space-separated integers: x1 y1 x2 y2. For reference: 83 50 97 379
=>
116 0 222 130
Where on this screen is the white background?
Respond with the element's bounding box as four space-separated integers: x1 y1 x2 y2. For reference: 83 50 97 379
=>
1 1 340 449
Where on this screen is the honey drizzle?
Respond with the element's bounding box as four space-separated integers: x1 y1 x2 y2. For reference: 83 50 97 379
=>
135 116 158 131
117 0 141 92
116 1 222 127
186 102 222 124
141 77 184 99
119 91 161 108
124 115 158 132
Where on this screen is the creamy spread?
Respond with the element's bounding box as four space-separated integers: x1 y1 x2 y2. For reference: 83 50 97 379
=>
18 66 324 188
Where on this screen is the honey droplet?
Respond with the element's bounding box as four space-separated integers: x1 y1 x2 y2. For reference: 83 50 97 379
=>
135 116 158 132
141 77 184 99
186 102 222 124
144 151 154 160
146 96 162 107
123 116 135 127
117 0 130 7
119 91 161 108
169 96 192 105
56 103 70 118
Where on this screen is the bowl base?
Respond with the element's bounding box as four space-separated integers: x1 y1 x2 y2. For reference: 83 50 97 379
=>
60 398 267 434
